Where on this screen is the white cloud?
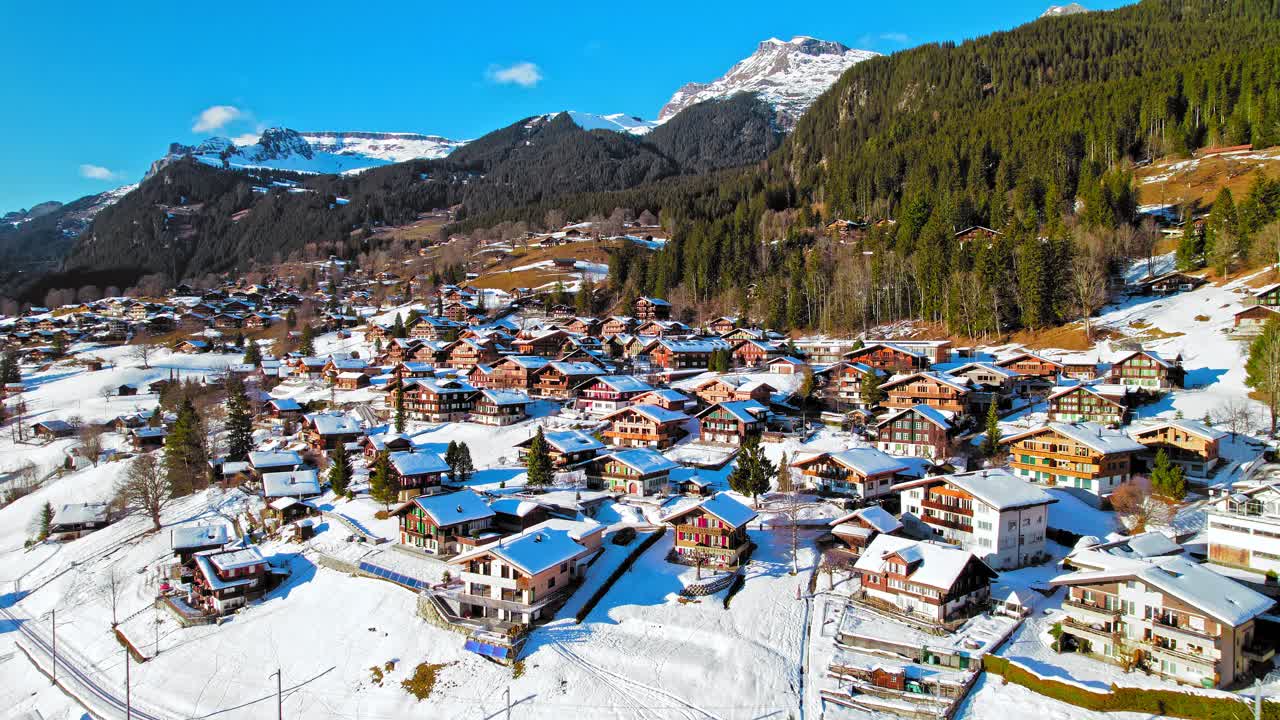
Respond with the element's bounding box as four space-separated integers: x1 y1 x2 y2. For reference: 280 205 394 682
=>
192 105 243 133
879 32 910 44
79 164 118 181
487 61 542 88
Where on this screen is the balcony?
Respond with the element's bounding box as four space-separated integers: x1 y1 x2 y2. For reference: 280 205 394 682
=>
1152 615 1215 643
1063 598 1121 623
1148 641 1217 668
921 498 973 516
920 513 973 534
1062 616 1121 642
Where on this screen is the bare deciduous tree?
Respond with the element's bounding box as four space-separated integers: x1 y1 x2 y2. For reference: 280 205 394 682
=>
1212 398 1257 439
115 454 173 531
100 567 123 626
129 338 157 369
1069 252 1109 340
78 424 106 466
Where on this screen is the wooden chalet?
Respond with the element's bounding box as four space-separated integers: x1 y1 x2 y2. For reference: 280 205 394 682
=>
599 448 679 496
1107 349 1184 390
515 329 570 357
190 546 269 615
880 371 973 415
1046 384 1130 426
843 343 929 373
648 338 731 370
470 389 531 426
853 536 996 624
874 404 955 460
691 375 775 406
1004 422 1145 498
531 361 604 399
515 429 604 468
695 400 767 446
602 404 689 449
394 490 496 555
664 493 757 568
633 296 672 321
791 448 907 500
403 377 478 422
1128 419 1225 479
996 352 1064 379
388 451 451 500
829 506 904 556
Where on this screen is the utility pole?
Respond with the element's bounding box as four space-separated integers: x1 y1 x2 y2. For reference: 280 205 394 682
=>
269 668 282 720
125 646 132 720
505 686 511 720
1256 679 1264 720
50 608 56 686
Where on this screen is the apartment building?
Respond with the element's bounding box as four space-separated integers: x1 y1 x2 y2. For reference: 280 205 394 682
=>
1004 422 1145 499
894 468 1055 570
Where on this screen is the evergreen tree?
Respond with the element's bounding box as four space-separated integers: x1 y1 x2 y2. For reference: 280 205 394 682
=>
728 436 775 506
369 450 397 510
1247 317 1280 435
300 325 316 356
445 440 475 484
285 308 297 329
0 348 20 385
163 399 208 496
525 427 554 488
392 312 407 339
861 370 885 406
327 448 351 497
1150 449 1187 501
393 382 406 433
242 340 262 366
982 402 1003 457
224 377 253 462
37 500 54 541
50 333 66 357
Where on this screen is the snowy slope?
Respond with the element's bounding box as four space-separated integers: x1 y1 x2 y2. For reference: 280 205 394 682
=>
1041 3 1089 17
553 111 658 136
163 127 467 176
657 36 879 128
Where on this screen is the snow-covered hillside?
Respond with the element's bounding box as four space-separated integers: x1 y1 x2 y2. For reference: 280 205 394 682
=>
553 111 658 136
1041 3 1089 17
657 36 879 128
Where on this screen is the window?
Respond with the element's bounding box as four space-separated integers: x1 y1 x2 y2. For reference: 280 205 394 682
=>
548 576 556 589
560 562 568 572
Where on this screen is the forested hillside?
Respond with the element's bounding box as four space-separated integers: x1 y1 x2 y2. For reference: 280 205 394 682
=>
527 0 1280 336
16 96 784 300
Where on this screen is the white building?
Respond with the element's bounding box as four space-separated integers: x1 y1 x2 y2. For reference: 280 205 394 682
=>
1206 481 1280 573
894 468 1056 570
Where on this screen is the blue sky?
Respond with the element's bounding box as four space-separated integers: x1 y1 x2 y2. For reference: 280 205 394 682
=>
1 0 1130 212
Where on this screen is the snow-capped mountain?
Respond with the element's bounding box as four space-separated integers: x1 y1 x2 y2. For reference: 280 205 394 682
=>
158 127 468 176
1041 3 1088 17
658 36 879 129
553 111 658 136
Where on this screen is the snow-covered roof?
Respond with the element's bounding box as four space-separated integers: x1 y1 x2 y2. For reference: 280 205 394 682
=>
261 469 322 498
489 497 544 518
412 490 495 525
1008 422 1146 455
801 447 907 477
304 412 364 435
894 468 1056 511
499 355 551 370
698 399 768 423
855 535 990 591
545 361 604 376
1051 555 1272 626
205 545 266 573
389 451 449 476
480 389 532 406
248 450 303 469
607 403 689 424
606 448 680 475
453 525 591 576
52 502 108 526
830 504 902 534
877 404 954 430
171 524 230 550
268 398 302 411
594 375 653 393
1128 418 1227 443
530 429 605 454
663 492 757 529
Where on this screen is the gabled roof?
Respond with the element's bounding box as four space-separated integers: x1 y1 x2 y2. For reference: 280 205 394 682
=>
830 505 902 534
172 524 231 550
518 429 605 454
304 412 364 435
1111 349 1176 369
452 525 591 576
389 451 449 476
604 403 690 425
592 375 653 393
605 448 680 475
893 468 1056 511
479 389 532 406
697 399 768 424
796 447 907 477
948 361 1021 379
881 371 972 393
1050 555 1272 626
1004 422 1145 455
248 450 304 469
663 492 757 529
412 490 495 525
855 535 994 590
261 469 322 498
875 403 955 430
1128 418 1227 443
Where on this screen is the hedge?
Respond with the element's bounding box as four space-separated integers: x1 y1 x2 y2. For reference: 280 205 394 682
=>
574 527 666 623
984 655 1279 720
